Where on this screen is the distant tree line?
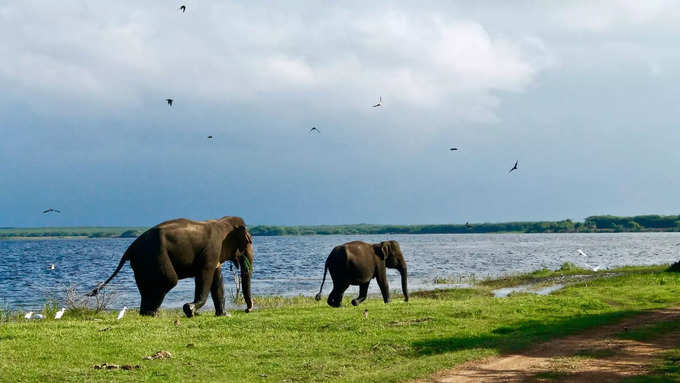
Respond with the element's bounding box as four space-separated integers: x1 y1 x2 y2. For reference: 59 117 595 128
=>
0 227 145 239
1 215 680 239
248 214 680 236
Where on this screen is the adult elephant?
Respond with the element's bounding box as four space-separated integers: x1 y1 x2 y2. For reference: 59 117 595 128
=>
315 240 408 307
88 216 254 317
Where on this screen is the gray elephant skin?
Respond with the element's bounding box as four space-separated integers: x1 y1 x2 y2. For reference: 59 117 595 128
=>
315 240 408 307
88 216 254 317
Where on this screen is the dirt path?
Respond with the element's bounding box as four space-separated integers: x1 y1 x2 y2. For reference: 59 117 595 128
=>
412 307 680 382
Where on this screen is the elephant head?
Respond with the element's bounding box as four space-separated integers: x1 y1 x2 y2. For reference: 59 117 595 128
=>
374 240 409 301
223 225 254 312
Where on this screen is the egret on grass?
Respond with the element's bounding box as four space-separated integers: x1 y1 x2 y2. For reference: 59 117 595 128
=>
55 308 66 319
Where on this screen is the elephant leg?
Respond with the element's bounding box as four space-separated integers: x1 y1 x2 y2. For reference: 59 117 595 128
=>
183 269 214 318
210 268 227 316
351 282 370 306
327 282 349 308
376 268 391 304
139 286 170 316
134 259 178 316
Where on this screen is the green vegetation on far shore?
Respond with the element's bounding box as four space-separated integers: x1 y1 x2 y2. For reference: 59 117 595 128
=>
0 226 145 239
2 265 680 382
3 213 680 239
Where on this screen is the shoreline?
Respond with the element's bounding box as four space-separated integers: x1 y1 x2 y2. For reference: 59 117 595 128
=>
2 264 679 382
2 230 680 241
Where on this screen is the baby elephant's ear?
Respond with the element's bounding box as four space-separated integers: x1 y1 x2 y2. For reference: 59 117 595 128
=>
381 242 391 258
373 243 386 259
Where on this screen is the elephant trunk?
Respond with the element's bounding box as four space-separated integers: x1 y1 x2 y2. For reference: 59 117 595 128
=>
240 254 254 312
400 266 409 302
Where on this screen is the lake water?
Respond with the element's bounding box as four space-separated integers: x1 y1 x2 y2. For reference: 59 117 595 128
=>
2 233 679 311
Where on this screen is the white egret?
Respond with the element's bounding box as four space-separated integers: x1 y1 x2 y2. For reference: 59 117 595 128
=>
117 306 127 320
577 249 587 257
24 312 33 319
55 308 66 319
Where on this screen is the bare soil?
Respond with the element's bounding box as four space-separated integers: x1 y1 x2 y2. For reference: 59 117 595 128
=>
411 307 680 382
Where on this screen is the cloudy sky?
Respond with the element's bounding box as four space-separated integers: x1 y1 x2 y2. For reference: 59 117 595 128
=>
2 1 680 227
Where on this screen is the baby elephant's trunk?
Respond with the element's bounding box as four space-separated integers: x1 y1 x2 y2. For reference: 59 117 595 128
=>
400 266 409 302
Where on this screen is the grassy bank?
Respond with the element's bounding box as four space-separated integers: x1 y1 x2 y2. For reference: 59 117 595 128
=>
1 266 680 382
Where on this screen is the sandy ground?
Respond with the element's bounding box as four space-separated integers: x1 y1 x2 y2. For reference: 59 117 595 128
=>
411 307 680 383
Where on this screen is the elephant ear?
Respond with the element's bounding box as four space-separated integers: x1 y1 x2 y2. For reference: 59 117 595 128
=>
374 243 388 260
237 226 252 251
381 242 391 260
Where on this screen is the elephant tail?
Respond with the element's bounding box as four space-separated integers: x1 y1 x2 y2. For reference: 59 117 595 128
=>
315 262 329 301
86 251 130 297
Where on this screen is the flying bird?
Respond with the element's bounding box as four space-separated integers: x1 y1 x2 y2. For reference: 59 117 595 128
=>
117 307 127 320
54 308 66 319
24 312 33 320
178 5 186 12
48 264 55 270
42 208 61 214
207 136 213 139
310 127 320 134
372 97 382 107
166 99 173 106
508 160 518 173
450 148 459 151
577 249 588 257
585 263 603 272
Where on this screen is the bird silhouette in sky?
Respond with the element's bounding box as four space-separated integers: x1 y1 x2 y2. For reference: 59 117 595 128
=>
508 160 518 173
42 208 61 214
166 99 173 106
178 5 186 13
310 127 320 134
208 135 213 139
372 96 382 107
450 147 459 151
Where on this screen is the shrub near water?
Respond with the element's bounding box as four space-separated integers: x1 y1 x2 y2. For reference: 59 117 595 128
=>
1 266 680 383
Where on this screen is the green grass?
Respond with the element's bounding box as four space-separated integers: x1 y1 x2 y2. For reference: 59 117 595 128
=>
2 266 680 382
622 348 680 382
479 263 670 289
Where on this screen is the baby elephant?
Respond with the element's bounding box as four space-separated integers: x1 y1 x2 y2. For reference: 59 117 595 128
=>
315 240 408 307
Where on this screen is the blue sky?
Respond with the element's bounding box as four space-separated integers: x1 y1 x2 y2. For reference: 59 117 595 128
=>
2 1 680 227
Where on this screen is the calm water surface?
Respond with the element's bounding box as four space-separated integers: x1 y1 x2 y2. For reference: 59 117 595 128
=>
1 233 679 310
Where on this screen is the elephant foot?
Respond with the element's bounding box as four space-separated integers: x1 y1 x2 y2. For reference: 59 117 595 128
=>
351 299 359 306
215 311 231 317
183 303 195 318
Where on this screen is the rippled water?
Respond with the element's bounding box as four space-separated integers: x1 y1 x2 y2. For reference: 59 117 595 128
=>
1 233 679 311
